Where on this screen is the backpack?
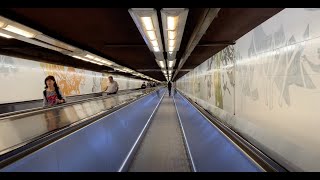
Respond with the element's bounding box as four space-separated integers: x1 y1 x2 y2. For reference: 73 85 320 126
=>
43 88 63 102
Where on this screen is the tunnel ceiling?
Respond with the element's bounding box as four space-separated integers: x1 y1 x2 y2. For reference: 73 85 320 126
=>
0 8 283 81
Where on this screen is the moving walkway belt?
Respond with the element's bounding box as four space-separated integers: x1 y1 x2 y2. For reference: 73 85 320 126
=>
128 92 191 172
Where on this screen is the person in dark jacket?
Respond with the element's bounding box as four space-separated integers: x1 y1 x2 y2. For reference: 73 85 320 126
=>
141 82 147 89
168 81 172 96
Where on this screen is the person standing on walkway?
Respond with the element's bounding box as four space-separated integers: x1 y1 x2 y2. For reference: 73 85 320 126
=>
104 76 119 95
43 75 66 107
168 81 172 96
141 82 147 89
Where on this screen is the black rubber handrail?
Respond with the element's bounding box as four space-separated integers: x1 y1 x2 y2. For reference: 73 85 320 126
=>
0 88 141 106
0 87 154 119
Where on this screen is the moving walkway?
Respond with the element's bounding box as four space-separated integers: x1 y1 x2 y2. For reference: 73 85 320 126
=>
0 87 286 172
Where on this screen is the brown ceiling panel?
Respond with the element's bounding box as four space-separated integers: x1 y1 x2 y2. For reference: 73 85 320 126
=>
0 8 284 82
175 71 189 80
0 38 34 47
98 46 158 69
202 8 284 42
1 8 145 44
180 8 284 73
185 45 226 68
0 38 112 71
174 8 206 69
0 8 168 81
0 8 155 66
141 71 166 81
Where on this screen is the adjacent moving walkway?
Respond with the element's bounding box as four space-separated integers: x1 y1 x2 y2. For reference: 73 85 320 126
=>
0 87 286 172
127 90 286 172
0 88 143 116
128 92 191 172
0 87 162 171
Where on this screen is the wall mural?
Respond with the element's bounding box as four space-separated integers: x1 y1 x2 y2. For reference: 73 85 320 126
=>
214 53 223 109
177 45 235 116
0 55 17 77
177 8 320 171
40 63 86 96
0 55 145 104
238 24 320 110
92 71 101 93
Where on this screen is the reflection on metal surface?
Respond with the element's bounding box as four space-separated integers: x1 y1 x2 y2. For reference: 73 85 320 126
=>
73 104 87 119
40 63 86 96
62 106 80 124
44 111 59 131
0 89 156 156
0 88 165 172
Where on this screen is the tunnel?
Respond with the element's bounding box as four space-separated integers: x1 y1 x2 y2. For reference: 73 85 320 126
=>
0 8 318 172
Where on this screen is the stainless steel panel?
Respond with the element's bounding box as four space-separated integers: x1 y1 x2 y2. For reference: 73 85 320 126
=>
1 145 59 172
0 90 148 156
1 88 165 172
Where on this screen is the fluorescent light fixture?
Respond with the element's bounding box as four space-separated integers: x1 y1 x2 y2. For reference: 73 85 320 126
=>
94 57 103 62
0 21 5 28
147 31 156 40
168 31 176 40
124 68 133 72
161 8 188 62
0 16 155 82
115 68 126 73
72 55 89 61
153 46 160 52
72 55 81 59
102 60 113 65
159 61 165 68
4 25 36 38
129 8 164 67
85 54 95 59
169 70 172 74
169 40 175 47
151 40 158 47
141 17 154 30
34 34 76 52
0 32 13 39
167 16 178 30
168 61 174 68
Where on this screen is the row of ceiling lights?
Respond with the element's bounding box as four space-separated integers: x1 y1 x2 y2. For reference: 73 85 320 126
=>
0 16 160 83
129 8 189 81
